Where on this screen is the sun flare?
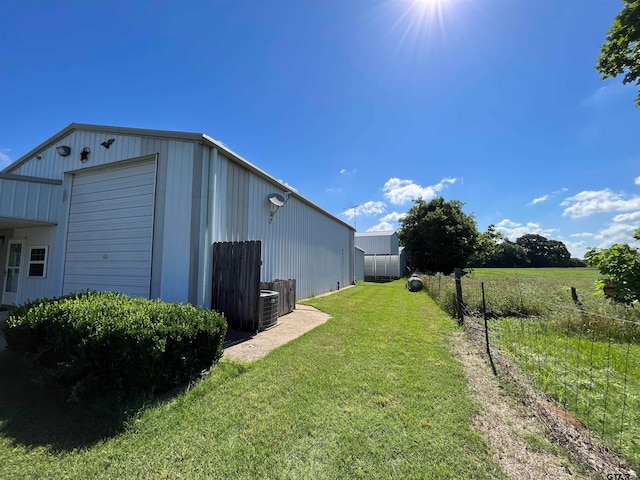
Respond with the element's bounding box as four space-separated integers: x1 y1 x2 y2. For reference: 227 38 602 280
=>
383 0 460 51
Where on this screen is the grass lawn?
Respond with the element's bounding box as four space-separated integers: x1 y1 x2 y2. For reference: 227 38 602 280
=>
0 281 504 480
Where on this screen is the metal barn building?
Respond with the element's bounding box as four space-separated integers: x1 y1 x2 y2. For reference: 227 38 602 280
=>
355 231 407 280
0 124 355 309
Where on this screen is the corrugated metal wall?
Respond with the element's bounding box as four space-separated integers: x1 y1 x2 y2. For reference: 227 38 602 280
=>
204 149 354 302
0 177 60 224
355 247 365 282
10 131 143 179
364 254 402 279
355 232 399 255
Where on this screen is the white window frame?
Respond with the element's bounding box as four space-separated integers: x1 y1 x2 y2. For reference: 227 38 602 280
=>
27 245 48 278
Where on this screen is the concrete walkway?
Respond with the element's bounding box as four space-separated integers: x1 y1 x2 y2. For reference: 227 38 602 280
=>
223 304 331 362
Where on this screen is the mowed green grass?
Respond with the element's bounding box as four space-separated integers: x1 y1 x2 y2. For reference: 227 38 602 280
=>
0 281 504 480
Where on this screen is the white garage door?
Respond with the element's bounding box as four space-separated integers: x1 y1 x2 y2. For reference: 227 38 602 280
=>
63 158 157 298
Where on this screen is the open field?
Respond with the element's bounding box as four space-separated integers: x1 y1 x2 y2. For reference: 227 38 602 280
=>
468 267 600 284
0 282 505 480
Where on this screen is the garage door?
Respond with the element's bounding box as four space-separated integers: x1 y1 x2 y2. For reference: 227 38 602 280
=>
63 158 157 298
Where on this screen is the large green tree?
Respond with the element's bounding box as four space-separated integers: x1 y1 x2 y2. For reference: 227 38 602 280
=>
484 240 531 268
398 197 480 274
597 0 640 106
515 234 572 267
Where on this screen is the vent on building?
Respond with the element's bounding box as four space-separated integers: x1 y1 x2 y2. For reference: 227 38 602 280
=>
259 290 279 331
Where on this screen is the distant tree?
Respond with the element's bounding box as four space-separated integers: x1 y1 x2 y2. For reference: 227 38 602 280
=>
485 240 530 268
515 234 572 267
398 197 479 275
468 224 504 268
596 0 640 106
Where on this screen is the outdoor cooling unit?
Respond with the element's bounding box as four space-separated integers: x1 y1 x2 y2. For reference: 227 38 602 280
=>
259 290 279 331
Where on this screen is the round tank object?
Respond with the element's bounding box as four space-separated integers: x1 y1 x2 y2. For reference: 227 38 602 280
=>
406 274 423 292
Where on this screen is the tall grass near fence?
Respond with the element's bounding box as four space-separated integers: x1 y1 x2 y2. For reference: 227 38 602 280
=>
424 269 640 469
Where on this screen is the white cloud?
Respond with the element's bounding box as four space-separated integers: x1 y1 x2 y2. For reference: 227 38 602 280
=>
325 187 343 194
564 240 590 259
594 223 638 247
570 232 594 237
343 201 386 220
0 149 11 170
339 168 356 175
561 189 640 218
382 177 457 205
528 195 548 206
613 211 640 223
365 212 407 233
582 82 630 107
528 187 567 206
495 219 555 241
368 222 394 232
379 211 406 223
635 176 640 185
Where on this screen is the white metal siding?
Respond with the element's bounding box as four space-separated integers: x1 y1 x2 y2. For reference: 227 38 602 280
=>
245 164 353 300
355 247 365 282
10 131 143 179
0 177 60 224
355 232 399 255
158 141 194 303
11 225 60 302
62 159 156 298
364 254 401 279
202 151 354 303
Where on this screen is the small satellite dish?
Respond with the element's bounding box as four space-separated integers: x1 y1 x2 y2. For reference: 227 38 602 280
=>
268 193 286 207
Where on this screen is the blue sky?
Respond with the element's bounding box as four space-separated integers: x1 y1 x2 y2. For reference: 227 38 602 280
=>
1 0 638 258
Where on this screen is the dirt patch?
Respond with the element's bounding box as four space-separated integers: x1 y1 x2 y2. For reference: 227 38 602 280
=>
223 304 331 362
452 324 638 479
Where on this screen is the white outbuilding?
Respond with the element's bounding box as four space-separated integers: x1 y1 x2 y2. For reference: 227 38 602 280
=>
0 124 355 319
355 231 407 281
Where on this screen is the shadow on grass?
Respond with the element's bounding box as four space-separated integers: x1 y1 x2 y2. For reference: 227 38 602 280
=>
0 350 161 452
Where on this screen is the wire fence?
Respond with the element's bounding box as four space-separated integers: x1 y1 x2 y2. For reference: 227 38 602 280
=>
423 273 640 470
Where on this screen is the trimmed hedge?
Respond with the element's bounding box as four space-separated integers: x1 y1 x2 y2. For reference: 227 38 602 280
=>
3 292 227 400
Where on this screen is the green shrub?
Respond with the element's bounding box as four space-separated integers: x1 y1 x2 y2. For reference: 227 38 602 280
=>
3 292 227 401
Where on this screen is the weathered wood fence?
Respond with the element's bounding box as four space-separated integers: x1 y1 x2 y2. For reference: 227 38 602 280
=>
260 279 296 317
211 240 262 331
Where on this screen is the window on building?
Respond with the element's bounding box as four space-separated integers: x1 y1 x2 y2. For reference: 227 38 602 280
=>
28 246 48 278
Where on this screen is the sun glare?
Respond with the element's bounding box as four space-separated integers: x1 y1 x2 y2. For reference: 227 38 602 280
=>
385 0 459 51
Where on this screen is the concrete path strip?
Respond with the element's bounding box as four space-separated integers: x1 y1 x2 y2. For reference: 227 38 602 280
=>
223 304 331 362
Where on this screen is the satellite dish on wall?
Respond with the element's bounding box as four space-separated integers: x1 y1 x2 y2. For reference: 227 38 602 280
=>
268 193 286 207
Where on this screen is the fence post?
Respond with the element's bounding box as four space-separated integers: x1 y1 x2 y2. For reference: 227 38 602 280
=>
570 286 583 309
482 282 497 376
454 268 464 326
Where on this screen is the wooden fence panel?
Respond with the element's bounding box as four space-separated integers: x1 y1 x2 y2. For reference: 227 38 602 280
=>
260 279 296 317
212 240 262 331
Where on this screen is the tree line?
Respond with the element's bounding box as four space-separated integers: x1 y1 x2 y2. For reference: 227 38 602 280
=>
397 197 586 276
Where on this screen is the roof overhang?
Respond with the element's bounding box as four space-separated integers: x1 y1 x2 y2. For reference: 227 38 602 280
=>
0 174 62 227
